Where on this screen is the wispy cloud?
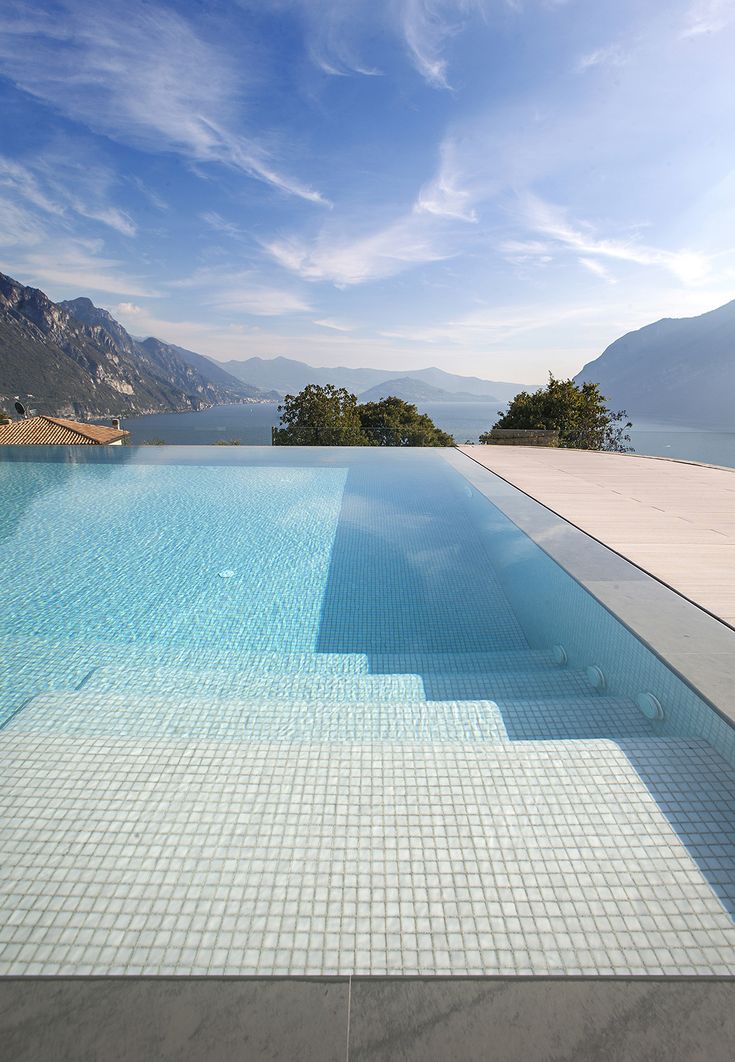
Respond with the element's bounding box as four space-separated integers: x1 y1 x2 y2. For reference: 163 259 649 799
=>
681 0 735 38
0 152 152 295
0 157 64 217
578 257 617 283
313 318 356 332
415 138 480 220
10 241 157 297
380 302 598 346
168 267 313 317
254 0 489 88
0 151 137 236
211 286 313 316
0 1 327 204
128 177 168 212
400 0 457 88
199 212 244 238
398 0 493 89
576 43 628 71
0 196 47 250
265 134 482 285
517 193 711 283
260 0 383 77
265 211 456 286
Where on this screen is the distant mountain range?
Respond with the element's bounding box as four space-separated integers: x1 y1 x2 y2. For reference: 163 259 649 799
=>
357 376 501 404
0 270 533 420
218 355 526 404
575 300 735 428
0 273 276 419
15 267 732 431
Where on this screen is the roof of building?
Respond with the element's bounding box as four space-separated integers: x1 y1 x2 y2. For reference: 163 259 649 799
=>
0 415 130 445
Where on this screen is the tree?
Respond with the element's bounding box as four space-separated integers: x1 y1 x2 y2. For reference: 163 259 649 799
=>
358 396 454 447
272 385 456 446
272 384 368 445
481 374 633 452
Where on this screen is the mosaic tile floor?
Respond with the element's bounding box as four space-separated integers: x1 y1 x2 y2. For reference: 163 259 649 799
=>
2 729 735 976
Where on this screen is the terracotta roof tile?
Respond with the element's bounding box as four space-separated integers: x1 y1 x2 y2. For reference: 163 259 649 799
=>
0 416 129 445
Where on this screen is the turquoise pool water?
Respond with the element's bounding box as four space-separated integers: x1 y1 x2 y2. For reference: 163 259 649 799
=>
0 445 728 747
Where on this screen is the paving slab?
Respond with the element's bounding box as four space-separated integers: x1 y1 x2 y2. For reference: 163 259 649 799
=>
459 446 735 627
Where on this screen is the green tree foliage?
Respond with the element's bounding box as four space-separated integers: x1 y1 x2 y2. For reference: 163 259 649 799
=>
272 385 455 446
481 374 633 452
358 396 454 447
273 384 368 445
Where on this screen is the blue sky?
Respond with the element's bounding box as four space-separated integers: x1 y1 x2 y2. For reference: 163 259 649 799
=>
1 0 734 381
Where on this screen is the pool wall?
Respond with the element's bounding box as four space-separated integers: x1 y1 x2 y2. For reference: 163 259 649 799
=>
460 476 735 767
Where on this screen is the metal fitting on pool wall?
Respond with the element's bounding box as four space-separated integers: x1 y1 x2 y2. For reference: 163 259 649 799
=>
586 665 606 691
552 644 568 666
636 691 664 720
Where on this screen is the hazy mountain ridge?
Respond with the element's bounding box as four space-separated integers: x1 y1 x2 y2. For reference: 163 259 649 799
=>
150 341 278 399
0 272 273 418
575 299 735 428
358 376 498 404
218 355 528 403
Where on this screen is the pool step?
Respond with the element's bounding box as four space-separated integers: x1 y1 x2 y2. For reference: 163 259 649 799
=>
79 662 593 702
0 654 92 712
368 649 555 673
81 666 427 703
9 690 655 742
0 635 374 675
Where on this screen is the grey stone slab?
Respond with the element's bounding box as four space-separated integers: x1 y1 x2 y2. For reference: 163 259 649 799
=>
0 978 349 1062
348 977 735 1062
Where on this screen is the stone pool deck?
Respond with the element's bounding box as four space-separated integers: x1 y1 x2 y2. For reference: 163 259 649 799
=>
459 446 735 627
3 977 735 1061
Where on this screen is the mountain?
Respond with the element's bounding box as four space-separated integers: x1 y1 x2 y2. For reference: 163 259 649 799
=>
59 297 271 406
218 355 528 403
219 356 386 395
401 367 522 403
150 341 277 398
0 272 273 419
358 376 498 404
134 337 277 402
575 299 735 428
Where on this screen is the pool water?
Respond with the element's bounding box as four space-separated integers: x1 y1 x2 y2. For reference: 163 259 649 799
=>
1 446 735 976
0 448 676 741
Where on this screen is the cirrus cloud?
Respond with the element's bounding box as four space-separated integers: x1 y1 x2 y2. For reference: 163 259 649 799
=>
0 0 327 204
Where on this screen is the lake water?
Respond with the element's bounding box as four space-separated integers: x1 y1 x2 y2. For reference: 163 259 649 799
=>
122 401 504 446
122 402 735 469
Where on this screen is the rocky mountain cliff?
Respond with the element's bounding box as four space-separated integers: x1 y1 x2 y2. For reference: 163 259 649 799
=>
575 300 735 428
0 273 272 419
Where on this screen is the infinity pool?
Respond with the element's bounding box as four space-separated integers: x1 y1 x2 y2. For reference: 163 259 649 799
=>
1 446 735 976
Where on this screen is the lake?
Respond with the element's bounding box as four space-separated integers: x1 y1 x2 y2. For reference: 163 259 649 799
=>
121 401 504 446
121 403 735 469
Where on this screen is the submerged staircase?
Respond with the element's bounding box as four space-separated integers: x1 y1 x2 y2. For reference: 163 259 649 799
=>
4 643 658 743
